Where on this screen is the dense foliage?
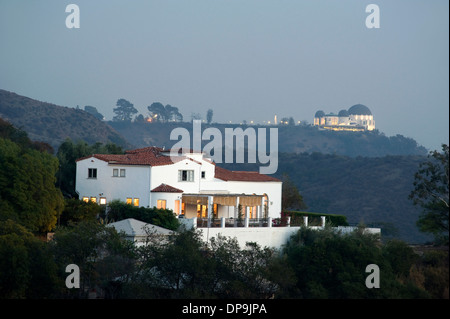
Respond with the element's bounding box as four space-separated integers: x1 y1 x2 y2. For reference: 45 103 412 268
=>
283 211 349 227
409 144 449 245
106 200 180 231
1 219 447 299
0 123 64 233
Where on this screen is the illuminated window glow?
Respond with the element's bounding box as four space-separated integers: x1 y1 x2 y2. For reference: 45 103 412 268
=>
157 199 166 209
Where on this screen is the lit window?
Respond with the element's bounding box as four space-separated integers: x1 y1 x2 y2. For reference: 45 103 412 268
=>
82 197 89 203
174 200 180 215
90 197 97 203
88 168 97 179
178 170 194 182
126 198 132 205
99 197 106 205
113 169 118 177
157 200 166 209
120 169 126 177
133 198 139 207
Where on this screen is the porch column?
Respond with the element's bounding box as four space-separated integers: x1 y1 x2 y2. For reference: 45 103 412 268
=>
234 196 240 227
207 196 213 227
321 216 326 227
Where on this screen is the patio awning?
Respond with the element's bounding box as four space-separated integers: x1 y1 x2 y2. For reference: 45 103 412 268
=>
182 194 262 206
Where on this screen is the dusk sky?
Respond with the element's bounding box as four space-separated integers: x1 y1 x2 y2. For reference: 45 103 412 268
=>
0 0 448 151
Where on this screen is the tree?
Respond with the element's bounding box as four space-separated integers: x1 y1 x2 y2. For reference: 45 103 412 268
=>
59 198 104 226
84 105 104 120
0 220 60 298
56 139 124 198
147 103 183 123
282 227 429 298
147 102 166 122
281 173 307 211
409 144 449 244
51 220 136 298
0 138 64 233
206 109 213 124
165 104 183 122
106 199 180 231
113 98 138 122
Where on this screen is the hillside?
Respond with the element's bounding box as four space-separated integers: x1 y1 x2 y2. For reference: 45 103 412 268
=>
0 90 433 243
223 152 433 244
109 121 428 157
0 89 130 151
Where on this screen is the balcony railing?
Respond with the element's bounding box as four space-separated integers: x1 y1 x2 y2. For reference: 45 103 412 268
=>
193 215 328 228
196 217 273 228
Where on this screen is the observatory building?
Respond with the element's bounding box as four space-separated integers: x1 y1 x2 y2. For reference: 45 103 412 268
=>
314 104 375 131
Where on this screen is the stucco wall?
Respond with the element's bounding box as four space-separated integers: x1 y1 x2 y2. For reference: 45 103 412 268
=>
198 226 301 249
76 157 151 206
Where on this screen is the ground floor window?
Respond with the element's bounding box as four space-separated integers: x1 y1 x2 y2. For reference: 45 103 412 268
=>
157 199 166 209
248 206 258 219
133 198 139 207
99 197 106 205
196 204 218 218
174 200 180 215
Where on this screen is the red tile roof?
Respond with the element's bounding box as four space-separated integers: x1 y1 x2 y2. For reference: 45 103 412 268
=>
77 146 280 182
76 146 181 166
214 166 281 182
151 183 184 193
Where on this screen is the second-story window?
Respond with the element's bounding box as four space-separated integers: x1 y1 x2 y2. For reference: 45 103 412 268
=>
88 168 97 179
113 168 126 177
178 169 194 182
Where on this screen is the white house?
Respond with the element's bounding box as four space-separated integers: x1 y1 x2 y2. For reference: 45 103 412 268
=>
75 146 282 221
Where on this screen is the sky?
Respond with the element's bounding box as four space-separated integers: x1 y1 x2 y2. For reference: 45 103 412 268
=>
0 0 448 151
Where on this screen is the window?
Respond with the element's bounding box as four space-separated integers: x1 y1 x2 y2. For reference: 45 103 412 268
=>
174 200 180 215
90 197 97 203
126 198 132 205
133 198 139 207
88 168 97 179
113 168 126 177
178 170 194 182
157 199 166 209
99 197 106 205
197 204 207 218
82 197 89 203
201 171 206 179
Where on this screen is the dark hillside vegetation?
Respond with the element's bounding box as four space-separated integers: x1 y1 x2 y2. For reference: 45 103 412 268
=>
109 121 428 157
0 89 130 151
223 152 433 244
